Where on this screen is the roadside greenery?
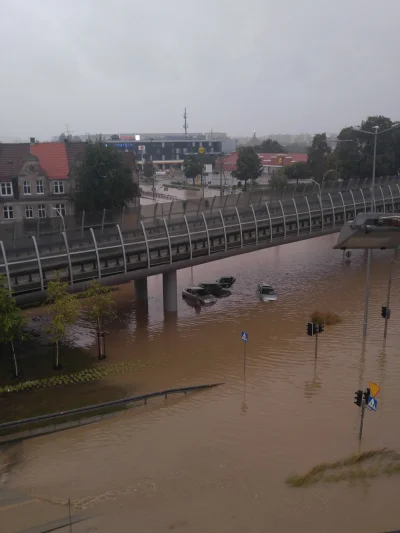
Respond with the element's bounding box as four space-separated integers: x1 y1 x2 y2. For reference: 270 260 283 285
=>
0 359 151 395
232 146 264 190
286 449 400 487
279 115 400 183
183 154 203 184
0 278 26 378
143 161 155 180
84 281 117 360
73 140 139 211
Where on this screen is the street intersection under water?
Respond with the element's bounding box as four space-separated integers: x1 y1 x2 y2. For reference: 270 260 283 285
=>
2 233 400 533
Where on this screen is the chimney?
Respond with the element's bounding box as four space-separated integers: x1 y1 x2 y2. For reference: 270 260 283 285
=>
30 137 35 144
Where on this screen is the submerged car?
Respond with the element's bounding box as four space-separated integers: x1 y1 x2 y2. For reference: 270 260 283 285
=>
257 282 277 302
216 276 236 289
182 287 217 305
198 282 232 298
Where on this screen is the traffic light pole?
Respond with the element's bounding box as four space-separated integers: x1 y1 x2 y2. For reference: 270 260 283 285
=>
315 329 318 359
359 397 366 441
384 259 393 339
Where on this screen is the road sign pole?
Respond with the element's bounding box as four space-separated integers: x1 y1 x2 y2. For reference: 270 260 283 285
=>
359 398 366 441
244 341 246 372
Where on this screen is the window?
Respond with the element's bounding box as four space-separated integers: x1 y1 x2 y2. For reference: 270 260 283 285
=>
0 182 13 196
3 205 13 219
53 181 64 194
54 203 66 216
36 180 44 194
38 204 46 218
25 205 33 218
23 181 31 195
162 155 165 161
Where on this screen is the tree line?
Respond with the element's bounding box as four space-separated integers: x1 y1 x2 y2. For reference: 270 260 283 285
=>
233 116 400 190
0 277 116 378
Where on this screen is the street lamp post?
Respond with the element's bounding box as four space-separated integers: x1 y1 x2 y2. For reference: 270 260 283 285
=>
383 248 400 339
52 207 66 234
310 178 321 195
351 123 400 338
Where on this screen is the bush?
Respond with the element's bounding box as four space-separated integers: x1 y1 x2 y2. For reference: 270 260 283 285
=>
310 311 342 325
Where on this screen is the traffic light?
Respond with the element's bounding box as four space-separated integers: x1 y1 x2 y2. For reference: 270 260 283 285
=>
381 306 387 318
307 322 313 336
313 323 318 335
318 324 324 333
354 390 363 407
363 388 370 402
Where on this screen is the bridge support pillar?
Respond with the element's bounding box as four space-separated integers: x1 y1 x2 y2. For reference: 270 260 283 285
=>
163 271 177 313
135 278 148 302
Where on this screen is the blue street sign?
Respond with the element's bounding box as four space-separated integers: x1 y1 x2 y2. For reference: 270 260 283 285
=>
367 396 378 411
241 331 248 343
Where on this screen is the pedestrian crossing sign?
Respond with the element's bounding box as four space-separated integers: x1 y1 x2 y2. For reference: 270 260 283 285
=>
367 396 378 411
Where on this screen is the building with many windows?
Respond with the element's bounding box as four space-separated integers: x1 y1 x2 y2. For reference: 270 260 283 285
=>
105 135 236 170
0 141 139 224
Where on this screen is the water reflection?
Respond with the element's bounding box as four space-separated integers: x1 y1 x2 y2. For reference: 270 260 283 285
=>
7 235 400 533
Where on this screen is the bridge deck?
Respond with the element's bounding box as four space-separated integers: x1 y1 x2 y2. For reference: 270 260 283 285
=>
1 181 400 302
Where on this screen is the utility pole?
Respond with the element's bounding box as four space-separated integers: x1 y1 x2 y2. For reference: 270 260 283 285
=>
183 108 189 139
359 394 366 441
219 154 224 197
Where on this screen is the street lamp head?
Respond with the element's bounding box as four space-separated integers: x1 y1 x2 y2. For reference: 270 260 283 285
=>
373 126 379 132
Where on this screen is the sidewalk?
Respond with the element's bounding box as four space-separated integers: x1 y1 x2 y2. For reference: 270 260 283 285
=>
0 487 81 533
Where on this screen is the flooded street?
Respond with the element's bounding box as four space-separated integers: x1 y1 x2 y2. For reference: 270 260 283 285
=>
4 234 400 533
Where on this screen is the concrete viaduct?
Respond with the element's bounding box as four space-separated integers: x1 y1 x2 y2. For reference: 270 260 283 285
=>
1 176 399 311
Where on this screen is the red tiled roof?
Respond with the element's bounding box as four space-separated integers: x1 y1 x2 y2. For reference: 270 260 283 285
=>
30 142 69 179
220 151 308 171
0 143 33 180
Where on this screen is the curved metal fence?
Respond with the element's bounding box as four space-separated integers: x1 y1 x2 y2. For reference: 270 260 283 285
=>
1 181 400 297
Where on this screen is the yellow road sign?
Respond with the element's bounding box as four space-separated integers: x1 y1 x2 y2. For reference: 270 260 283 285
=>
369 381 381 398
198 146 205 155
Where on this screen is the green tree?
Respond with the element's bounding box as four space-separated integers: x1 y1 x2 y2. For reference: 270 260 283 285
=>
232 147 264 190
283 161 310 183
74 141 139 212
183 154 203 184
84 281 116 360
269 171 288 190
46 277 79 370
255 138 287 153
143 161 155 180
0 280 26 378
335 116 400 180
307 133 331 182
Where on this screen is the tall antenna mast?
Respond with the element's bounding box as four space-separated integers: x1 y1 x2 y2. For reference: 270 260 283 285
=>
183 108 189 138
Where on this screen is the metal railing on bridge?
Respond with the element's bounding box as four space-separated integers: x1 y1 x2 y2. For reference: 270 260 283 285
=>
1 178 400 300
0 176 398 247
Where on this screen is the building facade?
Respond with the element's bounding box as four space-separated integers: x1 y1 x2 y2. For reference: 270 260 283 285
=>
0 141 139 225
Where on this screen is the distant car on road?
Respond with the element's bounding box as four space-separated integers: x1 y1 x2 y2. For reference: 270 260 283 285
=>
216 276 236 289
198 282 231 298
182 287 217 306
257 283 277 302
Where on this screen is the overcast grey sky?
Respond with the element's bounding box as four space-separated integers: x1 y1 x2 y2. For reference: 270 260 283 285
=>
1 0 399 140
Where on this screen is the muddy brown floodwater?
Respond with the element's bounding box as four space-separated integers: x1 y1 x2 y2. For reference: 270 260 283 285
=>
3 234 400 533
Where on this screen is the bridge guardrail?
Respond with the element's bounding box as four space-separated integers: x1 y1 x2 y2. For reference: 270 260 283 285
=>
1 183 399 298
1 176 398 246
